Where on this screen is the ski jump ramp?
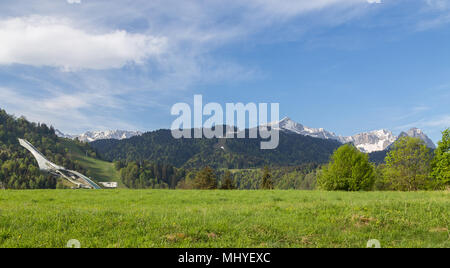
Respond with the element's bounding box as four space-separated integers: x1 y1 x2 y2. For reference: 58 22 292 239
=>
18 139 101 189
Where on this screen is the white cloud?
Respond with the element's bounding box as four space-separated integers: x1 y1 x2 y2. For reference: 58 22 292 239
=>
67 0 81 4
0 16 167 70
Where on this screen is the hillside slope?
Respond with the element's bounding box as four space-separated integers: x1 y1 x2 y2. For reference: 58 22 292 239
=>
59 139 123 187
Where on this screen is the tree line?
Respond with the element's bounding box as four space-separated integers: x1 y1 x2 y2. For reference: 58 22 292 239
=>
115 161 319 190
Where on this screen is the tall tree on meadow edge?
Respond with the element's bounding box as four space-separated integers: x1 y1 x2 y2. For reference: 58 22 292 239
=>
261 166 274 190
220 170 236 190
317 144 375 191
384 137 433 191
193 167 217 190
431 128 450 188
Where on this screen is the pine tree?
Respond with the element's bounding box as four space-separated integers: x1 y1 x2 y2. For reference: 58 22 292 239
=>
220 170 236 190
193 167 217 190
261 166 274 190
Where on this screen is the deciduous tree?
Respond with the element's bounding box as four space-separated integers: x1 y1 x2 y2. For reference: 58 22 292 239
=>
317 144 375 191
384 137 433 191
431 129 450 188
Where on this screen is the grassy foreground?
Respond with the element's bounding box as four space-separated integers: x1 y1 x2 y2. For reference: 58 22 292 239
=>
0 190 448 248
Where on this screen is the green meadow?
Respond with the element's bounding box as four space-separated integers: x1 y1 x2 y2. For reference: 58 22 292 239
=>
0 190 448 248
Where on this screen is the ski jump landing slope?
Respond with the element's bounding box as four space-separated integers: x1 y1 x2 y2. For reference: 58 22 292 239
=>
18 138 101 189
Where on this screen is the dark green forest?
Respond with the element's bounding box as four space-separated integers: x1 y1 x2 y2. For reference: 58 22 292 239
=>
91 129 342 169
116 160 185 189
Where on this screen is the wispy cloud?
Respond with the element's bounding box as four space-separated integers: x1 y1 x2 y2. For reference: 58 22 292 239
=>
425 0 449 11
415 0 450 30
0 86 137 133
397 115 450 129
417 14 450 30
412 105 431 113
394 114 450 140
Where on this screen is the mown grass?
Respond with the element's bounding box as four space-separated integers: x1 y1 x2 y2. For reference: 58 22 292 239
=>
0 190 448 248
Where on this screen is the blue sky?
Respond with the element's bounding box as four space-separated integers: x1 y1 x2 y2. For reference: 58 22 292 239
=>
0 0 449 143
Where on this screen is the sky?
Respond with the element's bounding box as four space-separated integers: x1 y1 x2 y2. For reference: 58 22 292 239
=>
0 0 449 143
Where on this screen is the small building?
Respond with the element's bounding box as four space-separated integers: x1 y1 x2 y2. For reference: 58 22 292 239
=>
99 182 118 189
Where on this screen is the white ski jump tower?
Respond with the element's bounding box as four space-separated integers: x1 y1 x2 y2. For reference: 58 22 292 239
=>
18 139 101 189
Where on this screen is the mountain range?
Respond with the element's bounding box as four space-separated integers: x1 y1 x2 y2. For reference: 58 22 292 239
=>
61 117 437 168
56 130 142 143
58 117 435 153
268 117 435 153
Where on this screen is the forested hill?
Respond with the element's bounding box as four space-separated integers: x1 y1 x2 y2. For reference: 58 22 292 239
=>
0 109 92 189
91 129 342 169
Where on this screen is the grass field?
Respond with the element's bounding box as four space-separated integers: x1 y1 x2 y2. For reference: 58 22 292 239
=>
0 190 448 248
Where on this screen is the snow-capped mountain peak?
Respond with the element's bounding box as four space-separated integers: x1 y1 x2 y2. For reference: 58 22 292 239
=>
56 130 142 142
338 129 397 153
270 117 338 140
267 118 435 153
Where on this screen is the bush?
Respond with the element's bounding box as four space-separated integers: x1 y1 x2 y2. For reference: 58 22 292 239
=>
317 144 375 191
